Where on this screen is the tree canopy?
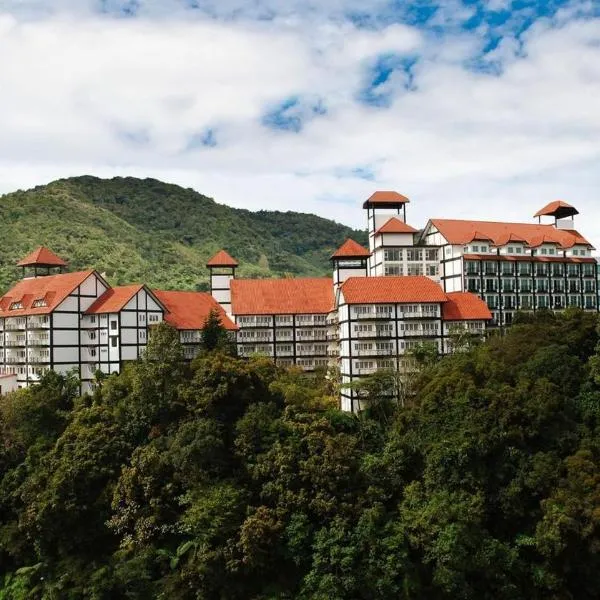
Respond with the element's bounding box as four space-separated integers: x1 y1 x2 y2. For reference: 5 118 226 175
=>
1 310 600 599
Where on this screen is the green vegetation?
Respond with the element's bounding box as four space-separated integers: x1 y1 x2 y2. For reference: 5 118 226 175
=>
0 176 367 293
2 309 600 598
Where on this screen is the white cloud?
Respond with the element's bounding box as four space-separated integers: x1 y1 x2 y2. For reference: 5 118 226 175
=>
0 2 599 248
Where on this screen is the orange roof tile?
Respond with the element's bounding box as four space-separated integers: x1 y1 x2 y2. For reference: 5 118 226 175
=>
534 200 579 219
153 290 237 331
86 285 145 314
17 247 67 267
231 277 333 315
443 292 492 321
206 250 239 267
430 219 592 250
341 276 447 304
0 270 96 317
363 191 410 208
331 238 371 259
375 217 417 235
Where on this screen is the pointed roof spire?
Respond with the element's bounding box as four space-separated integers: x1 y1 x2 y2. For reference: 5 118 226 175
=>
331 238 371 259
206 249 239 267
17 247 67 268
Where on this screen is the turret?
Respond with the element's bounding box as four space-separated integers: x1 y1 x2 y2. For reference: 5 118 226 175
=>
17 246 67 278
206 250 238 316
534 201 579 230
331 239 370 298
363 191 411 253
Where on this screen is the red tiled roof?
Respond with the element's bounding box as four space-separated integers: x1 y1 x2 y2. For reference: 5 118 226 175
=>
231 277 333 315
86 285 144 314
443 292 492 321
534 200 579 218
153 290 237 331
206 250 239 267
331 238 371 259
375 217 417 235
363 191 410 208
430 219 592 250
341 276 447 304
17 246 67 267
0 270 96 317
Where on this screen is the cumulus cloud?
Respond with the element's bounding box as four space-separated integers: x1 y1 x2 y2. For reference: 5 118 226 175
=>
0 0 599 246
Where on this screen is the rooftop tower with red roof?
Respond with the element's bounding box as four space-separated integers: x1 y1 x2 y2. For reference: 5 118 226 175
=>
206 249 238 316
330 238 370 296
534 200 579 230
363 191 411 254
17 247 68 278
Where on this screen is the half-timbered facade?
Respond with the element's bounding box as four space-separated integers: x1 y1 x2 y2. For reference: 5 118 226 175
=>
336 276 491 412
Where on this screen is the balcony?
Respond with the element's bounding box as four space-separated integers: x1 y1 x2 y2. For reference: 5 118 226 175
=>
4 321 25 331
27 351 50 364
28 317 50 329
28 333 50 346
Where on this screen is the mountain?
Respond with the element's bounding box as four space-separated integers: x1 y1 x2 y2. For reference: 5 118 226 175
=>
0 176 367 293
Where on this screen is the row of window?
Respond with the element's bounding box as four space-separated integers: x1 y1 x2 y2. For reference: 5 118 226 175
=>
384 249 439 262
384 264 439 276
465 261 596 277
485 295 597 310
468 279 597 293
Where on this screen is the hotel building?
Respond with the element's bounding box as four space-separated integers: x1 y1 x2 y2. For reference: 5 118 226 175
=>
0 191 596 410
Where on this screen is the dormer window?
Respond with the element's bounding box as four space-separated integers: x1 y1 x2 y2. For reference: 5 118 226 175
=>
9 302 23 310
480 245 488 253
508 246 514 254
516 247 523 254
32 299 47 308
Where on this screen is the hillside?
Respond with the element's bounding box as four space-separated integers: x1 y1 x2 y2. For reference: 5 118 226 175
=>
0 176 367 293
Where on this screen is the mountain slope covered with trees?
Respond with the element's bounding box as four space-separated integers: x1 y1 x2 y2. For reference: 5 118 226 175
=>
0 176 367 293
1 309 600 598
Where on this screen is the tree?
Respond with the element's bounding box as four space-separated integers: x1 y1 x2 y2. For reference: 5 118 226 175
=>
200 308 236 354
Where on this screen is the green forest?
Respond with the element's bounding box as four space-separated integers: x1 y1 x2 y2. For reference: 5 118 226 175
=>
2 309 600 599
0 176 367 294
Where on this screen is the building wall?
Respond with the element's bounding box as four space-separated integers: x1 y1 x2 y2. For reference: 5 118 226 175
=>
235 313 329 371
338 296 444 413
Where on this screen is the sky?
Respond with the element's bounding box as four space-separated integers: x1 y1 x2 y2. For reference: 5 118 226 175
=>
0 0 599 238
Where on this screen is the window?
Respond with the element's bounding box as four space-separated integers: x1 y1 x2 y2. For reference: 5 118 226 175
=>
9 302 23 310
385 264 403 276
384 249 402 262
32 298 47 308
89 348 97 357
426 264 438 276
407 249 423 261
407 264 424 276
89 331 96 340
140 314 146 322
425 249 438 261
149 314 160 323
90 315 96 324
140 330 146 341
110 320 117 330
111 336 118 347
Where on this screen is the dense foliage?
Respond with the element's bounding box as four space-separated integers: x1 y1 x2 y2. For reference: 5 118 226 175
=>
2 310 600 599
0 176 367 293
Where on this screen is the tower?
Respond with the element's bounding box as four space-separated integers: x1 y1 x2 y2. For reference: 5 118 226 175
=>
17 247 67 278
534 201 579 230
363 191 411 254
331 239 370 298
206 250 238 316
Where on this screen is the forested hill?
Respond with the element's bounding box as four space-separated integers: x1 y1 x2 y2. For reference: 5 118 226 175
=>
0 176 367 292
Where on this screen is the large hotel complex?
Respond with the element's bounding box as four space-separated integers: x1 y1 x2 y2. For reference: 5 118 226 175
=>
0 192 597 411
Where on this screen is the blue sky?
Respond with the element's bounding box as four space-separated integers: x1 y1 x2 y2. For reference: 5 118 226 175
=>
0 0 599 236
